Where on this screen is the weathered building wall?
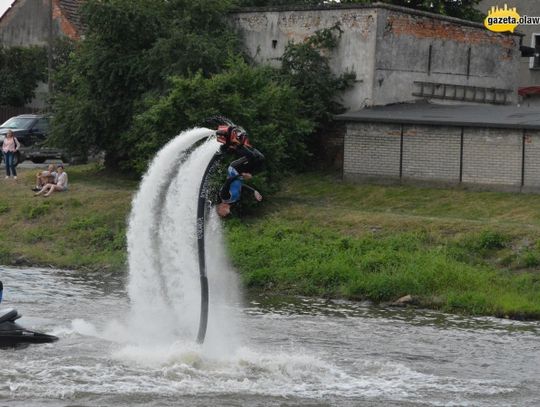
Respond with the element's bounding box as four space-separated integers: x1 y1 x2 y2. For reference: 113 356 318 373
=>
233 7 378 111
374 8 521 106
233 4 521 111
0 0 50 46
0 0 80 47
343 122 540 192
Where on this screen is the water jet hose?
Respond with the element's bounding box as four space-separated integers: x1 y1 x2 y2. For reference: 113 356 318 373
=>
195 148 224 344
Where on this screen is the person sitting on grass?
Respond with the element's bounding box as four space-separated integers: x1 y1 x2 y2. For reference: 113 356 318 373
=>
32 164 57 192
34 164 68 197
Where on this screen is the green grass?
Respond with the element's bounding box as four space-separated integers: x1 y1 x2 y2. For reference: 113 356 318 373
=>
0 164 134 271
225 174 540 319
4 167 540 318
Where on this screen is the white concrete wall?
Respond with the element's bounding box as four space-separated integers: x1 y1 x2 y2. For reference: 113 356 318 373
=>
233 5 521 110
233 7 379 111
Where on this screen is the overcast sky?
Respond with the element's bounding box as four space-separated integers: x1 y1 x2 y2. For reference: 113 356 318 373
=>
0 0 14 18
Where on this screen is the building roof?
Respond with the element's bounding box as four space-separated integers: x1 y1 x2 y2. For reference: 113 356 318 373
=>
337 103 540 130
59 0 84 34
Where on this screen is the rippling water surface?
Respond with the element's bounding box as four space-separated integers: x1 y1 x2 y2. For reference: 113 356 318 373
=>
0 266 539 406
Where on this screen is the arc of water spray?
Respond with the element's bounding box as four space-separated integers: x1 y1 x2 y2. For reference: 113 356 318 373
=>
149 131 223 344
129 124 231 345
150 142 204 308
152 136 223 343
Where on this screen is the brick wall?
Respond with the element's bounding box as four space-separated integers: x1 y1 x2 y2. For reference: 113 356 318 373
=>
524 130 540 188
462 128 522 186
343 122 540 192
402 125 461 182
344 122 401 177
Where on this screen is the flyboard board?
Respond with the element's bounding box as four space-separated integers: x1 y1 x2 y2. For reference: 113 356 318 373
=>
195 116 243 344
195 150 223 344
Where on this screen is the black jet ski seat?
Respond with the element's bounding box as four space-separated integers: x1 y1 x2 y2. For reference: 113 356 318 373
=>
0 308 58 348
0 308 20 324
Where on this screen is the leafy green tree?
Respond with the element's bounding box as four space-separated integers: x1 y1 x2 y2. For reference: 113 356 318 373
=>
125 58 313 182
51 0 354 176
50 0 238 166
0 46 47 106
280 24 355 130
51 37 76 73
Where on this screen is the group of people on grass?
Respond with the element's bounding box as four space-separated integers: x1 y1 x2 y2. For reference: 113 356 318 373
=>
2 130 68 196
33 163 69 197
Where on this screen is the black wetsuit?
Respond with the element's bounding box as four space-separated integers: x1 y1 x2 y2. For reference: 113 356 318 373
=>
219 145 264 203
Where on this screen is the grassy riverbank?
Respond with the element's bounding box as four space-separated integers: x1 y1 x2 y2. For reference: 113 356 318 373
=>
2 166 540 318
226 174 540 319
0 165 135 271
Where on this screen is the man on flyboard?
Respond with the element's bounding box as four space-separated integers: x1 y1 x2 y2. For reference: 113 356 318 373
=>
215 124 264 217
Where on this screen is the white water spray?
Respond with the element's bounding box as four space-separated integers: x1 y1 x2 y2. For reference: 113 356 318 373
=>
125 128 241 352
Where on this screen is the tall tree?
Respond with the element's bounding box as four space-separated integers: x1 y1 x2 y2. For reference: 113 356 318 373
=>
0 46 47 107
50 0 238 166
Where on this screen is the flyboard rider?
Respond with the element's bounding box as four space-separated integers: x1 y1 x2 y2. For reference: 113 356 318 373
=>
215 124 264 217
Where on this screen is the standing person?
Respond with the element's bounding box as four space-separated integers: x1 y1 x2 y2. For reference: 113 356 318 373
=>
34 164 68 197
2 130 20 180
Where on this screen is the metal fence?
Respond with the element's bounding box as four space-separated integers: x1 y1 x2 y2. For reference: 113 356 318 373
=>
0 106 46 124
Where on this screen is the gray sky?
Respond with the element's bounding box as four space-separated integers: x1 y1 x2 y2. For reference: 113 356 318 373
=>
0 0 14 18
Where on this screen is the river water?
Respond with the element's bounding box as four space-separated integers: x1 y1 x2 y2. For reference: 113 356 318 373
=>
0 266 538 407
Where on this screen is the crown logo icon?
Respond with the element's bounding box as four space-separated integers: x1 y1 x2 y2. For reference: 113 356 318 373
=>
487 4 518 16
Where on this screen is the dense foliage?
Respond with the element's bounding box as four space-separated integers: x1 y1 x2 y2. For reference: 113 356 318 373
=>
126 59 313 179
51 0 353 179
281 24 355 130
50 0 239 166
0 46 47 106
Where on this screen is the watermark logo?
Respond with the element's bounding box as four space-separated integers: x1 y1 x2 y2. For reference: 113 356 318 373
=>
484 4 520 32
484 4 540 33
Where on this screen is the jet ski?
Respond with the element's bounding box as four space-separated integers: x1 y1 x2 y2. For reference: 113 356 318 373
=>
0 308 58 348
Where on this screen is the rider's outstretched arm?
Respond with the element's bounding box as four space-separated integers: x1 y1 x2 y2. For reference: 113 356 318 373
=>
242 184 263 202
